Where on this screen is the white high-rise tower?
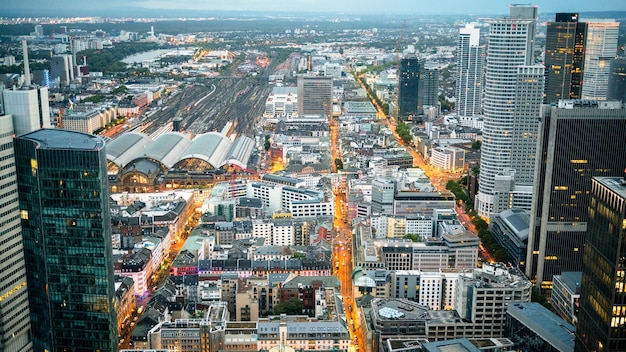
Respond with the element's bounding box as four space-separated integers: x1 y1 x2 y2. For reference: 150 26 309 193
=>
456 24 484 117
476 5 538 217
0 114 33 352
2 40 51 135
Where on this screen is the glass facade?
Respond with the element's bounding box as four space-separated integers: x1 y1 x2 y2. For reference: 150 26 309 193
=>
527 104 626 292
15 129 118 351
398 56 422 121
544 13 587 104
576 178 626 352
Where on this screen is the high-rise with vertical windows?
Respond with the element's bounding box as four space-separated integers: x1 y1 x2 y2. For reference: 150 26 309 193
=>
509 65 545 186
297 75 332 117
398 55 422 121
422 66 440 107
15 129 118 351
575 177 626 352
525 100 626 292
581 20 619 101
456 24 484 117
0 114 33 352
476 5 538 217
544 13 587 103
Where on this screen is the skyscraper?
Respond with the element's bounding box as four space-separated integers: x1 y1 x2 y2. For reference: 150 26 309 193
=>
608 57 626 102
2 40 51 135
456 24 484 117
575 177 626 352
581 20 619 101
296 75 333 117
544 13 587 103
476 5 538 217
422 66 440 107
525 100 626 292
398 55 422 121
0 114 33 352
50 54 74 86
509 65 545 186
15 129 118 351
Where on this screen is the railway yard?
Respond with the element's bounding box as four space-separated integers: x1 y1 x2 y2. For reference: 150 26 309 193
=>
134 53 283 139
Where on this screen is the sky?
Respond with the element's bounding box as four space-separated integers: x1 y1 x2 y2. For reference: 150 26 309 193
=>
5 0 626 16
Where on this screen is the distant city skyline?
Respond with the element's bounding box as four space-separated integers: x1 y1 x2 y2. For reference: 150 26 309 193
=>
5 0 626 17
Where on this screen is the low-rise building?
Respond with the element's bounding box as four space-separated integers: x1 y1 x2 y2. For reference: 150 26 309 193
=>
550 272 581 325
506 302 576 352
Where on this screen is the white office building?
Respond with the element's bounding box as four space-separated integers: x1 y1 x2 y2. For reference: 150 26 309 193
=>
456 24 484 117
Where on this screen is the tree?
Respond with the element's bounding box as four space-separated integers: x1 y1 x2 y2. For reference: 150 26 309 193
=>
382 103 390 116
334 158 344 170
264 135 271 151
403 234 421 242
471 140 482 150
274 298 303 315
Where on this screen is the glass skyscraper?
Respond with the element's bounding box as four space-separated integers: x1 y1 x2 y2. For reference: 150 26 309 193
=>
544 13 587 104
525 101 626 292
575 177 626 352
581 20 619 101
15 129 118 351
398 55 422 121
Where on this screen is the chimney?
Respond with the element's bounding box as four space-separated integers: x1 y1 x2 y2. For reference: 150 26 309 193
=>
22 39 31 87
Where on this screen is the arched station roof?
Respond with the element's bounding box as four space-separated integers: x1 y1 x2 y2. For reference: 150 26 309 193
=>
141 132 193 169
224 135 255 169
179 132 232 169
107 131 255 173
106 132 152 168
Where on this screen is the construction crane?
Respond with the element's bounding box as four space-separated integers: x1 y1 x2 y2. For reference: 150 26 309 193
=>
394 19 406 121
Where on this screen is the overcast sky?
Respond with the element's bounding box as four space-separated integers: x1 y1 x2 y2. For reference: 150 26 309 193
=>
6 0 626 16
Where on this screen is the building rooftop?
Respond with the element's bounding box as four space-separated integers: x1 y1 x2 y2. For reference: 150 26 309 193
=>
371 298 462 325
421 338 482 352
19 128 105 150
558 272 582 294
507 303 576 352
496 208 530 241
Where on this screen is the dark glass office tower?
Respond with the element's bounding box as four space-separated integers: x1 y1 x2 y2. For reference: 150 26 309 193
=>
15 129 118 351
544 13 587 103
575 177 626 352
398 56 422 122
608 57 626 102
525 101 626 293
421 66 440 107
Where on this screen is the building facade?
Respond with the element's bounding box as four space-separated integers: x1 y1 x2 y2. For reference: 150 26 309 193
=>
456 24 484 117
581 20 620 100
575 177 626 352
398 56 422 121
0 115 33 352
525 100 626 292
297 75 332 117
544 13 587 104
15 129 118 351
476 5 537 217
509 65 545 186
422 67 440 108
608 57 626 102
